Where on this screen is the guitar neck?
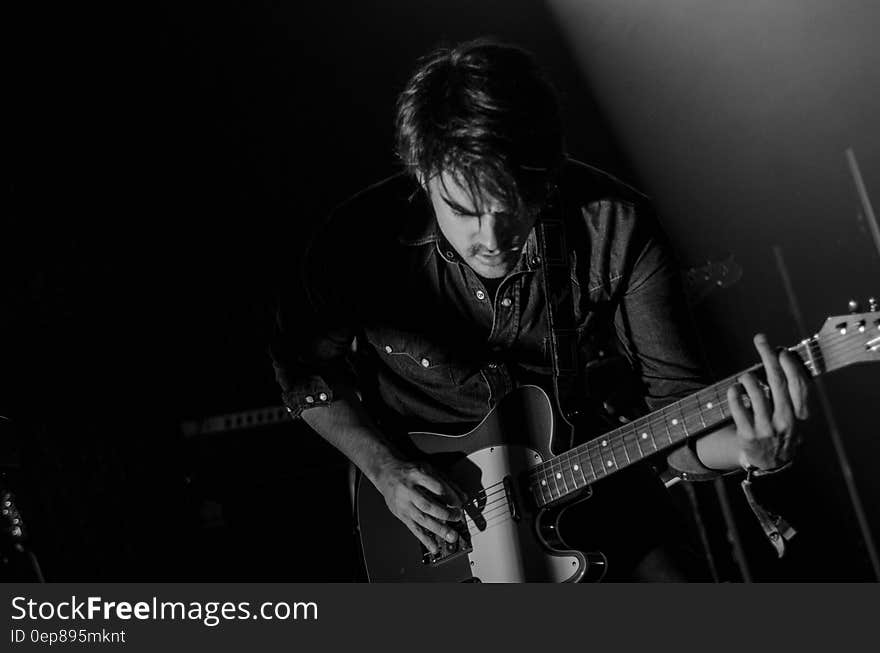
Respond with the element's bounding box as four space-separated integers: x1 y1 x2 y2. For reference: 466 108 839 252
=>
528 338 825 507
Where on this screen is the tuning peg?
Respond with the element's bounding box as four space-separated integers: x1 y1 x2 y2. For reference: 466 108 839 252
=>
869 297 878 312
849 299 860 313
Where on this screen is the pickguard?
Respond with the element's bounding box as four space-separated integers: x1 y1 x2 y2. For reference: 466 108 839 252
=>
356 385 595 582
459 445 582 582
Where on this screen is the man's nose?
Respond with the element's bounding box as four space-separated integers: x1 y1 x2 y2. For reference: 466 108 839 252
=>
477 214 502 252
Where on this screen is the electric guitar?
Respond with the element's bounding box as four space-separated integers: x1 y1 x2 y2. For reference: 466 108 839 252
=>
356 307 880 582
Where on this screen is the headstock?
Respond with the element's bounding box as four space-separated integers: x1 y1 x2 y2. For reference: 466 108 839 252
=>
811 299 880 374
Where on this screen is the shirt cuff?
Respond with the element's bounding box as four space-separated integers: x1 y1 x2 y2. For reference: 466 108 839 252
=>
281 375 335 419
664 441 741 482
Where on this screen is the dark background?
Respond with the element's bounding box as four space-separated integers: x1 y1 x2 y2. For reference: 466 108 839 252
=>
4 1 879 581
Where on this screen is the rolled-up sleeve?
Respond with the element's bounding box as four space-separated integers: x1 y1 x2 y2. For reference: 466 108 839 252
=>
269 216 359 418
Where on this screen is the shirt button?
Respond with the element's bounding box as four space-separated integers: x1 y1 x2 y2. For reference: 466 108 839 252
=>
318 392 328 401
421 358 430 367
384 345 393 354
445 250 455 260
475 290 486 301
500 297 512 307
305 395 315 404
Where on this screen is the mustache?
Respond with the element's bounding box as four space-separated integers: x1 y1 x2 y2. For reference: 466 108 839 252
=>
469 243 523 257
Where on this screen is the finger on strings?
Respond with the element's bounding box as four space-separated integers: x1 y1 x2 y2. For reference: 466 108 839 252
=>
727 382 754 436
413 510 458 543
413 493 458 522
780 350 810 420
408 522 439 554
439 478 465 510
754 333 790 419
739 372 771 434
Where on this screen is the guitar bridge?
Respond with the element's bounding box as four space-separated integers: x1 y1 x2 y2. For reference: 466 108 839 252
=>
421 521 473 566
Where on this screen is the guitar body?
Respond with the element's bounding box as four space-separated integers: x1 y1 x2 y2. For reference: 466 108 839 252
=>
356 385 607 582
355 307 880 581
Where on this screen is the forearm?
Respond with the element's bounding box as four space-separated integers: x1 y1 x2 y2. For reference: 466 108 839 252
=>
300 387 403 486
694 424 744 471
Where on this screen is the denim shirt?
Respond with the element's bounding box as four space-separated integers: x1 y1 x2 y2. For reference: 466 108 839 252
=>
270 160 715 478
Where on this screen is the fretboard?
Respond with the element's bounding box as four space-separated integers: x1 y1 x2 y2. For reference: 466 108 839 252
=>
527 337 823 507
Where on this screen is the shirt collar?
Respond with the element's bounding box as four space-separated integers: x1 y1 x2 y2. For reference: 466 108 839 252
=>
396 183 542 272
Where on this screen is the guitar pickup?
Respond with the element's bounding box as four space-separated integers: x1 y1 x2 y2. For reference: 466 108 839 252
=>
421 521 473 566
503 476 520 522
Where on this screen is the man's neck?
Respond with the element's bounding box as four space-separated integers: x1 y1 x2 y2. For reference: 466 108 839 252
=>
477 273 504 300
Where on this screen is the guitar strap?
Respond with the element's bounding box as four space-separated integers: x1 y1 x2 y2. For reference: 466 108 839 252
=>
535 189 582 441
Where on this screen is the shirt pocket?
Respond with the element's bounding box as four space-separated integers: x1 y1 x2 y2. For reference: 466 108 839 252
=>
364 327 467 388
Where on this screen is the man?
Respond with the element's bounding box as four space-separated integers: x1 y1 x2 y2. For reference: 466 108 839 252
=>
270 39 809 580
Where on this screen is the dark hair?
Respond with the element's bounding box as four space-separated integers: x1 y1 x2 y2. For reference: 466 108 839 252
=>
395 38 565 212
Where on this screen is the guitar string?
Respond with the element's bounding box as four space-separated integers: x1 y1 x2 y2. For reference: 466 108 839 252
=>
526 333 877 492
455 335 877 514
530 390 791 499
461 504 516 531
467 334 878 511
530 372 847 502
472 386 809 529
528 366 769 487
450 336 878 537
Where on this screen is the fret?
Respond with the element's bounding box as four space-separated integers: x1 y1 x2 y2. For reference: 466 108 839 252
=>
698 391 724 425
662 415 673 445
559 458 571 494
553 456 568 496
715 386 726 419
680 403 690 437
571 453 582 488
623 431 641 462
606 438 618 470
549 463 561 499
536 472 548 503
792 341 817 377
584 446 599 479
686 401 703 436
556 458 569 494
696 395 707 430
524 327 842 511
589 443 608 478
619 434 631 465
664 405 686 443
558 456 571 492
574 451 588 485
543 471 555 503
573 453 586 486
561 454 577 491
535 471 552 505
804 338 823 376
636 423 657 454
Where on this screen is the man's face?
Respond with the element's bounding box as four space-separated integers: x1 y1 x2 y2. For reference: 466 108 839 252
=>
425 171 537 279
